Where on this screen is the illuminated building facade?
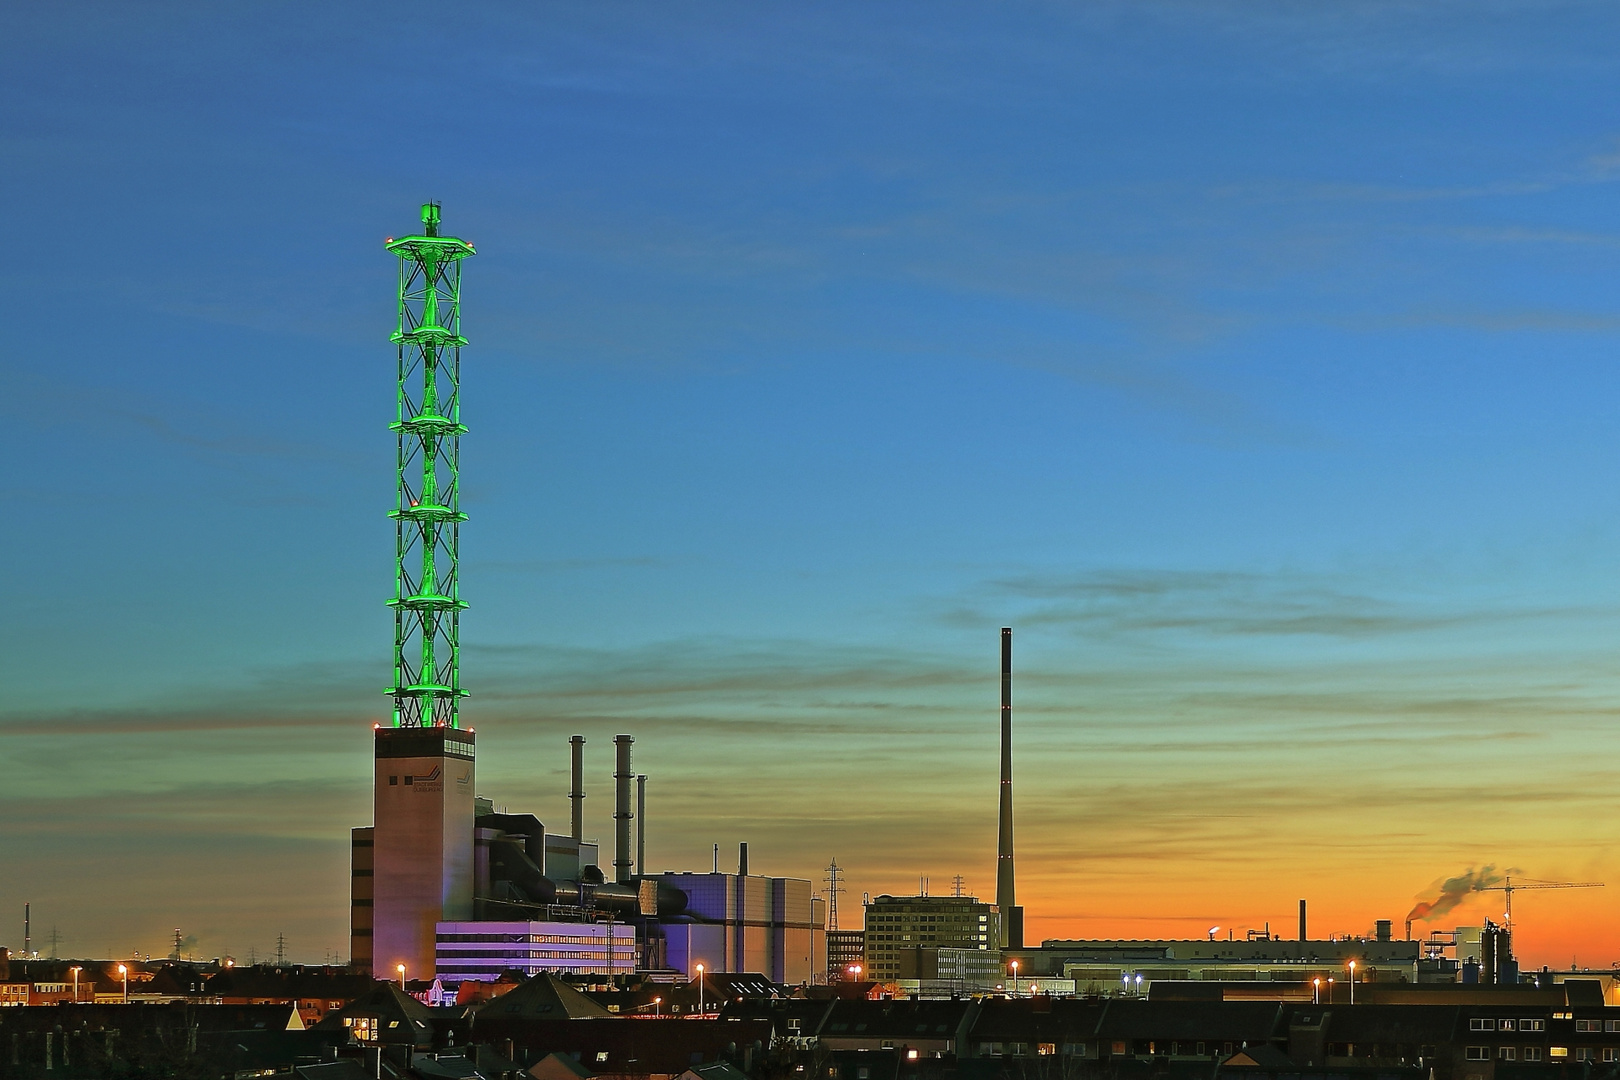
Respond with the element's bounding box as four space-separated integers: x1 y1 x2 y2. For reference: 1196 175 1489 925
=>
434 921 636 981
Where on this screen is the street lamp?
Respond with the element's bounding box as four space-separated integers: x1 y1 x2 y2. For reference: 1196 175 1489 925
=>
696 963 705 1015
1312 977 1320 1005
117 964 128 1003
653 997 661 1017
1348 961 1356 1005
396 964 406 990
1208 926 1220 941
70 967 81 1004
1010 960 1019 995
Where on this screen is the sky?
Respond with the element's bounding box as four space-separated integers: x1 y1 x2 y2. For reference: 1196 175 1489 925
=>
6 0 1620 970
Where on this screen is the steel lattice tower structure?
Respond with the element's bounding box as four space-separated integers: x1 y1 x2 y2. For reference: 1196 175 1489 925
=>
386 203 475 728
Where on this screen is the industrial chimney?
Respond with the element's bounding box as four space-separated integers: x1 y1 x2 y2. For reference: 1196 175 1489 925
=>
739 842 749 876
636 774 647 876
613 735 634 884
996 628 1023 948
1299 899 1307 942
570 736 585 842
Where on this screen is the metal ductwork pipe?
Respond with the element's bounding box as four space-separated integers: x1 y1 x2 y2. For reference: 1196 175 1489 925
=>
613 735 634 884
570 736 585 842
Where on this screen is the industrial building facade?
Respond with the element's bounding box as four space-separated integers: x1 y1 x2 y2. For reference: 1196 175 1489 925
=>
433 921 636 981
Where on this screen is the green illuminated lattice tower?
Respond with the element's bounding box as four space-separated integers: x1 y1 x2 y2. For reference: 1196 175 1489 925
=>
385 203 475 728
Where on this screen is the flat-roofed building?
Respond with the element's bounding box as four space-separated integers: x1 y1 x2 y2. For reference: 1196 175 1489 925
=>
863 894 999 984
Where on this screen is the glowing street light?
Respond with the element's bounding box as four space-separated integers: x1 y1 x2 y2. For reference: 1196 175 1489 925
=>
696 963 705 1015
396 963 406 990
1208 926 1220 941
1312 977 1321 1005
70 967 81 1004
117 964 128 1003
1010 960 1019 995
653 997 662 1017
1348 961 1356 1005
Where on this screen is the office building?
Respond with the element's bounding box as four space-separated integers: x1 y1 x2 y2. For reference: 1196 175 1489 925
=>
863 894 999 983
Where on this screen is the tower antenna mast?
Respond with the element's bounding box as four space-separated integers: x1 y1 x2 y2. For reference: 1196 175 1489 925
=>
386 203 475 727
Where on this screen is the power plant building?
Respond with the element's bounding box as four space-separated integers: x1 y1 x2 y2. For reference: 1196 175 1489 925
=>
656 870 824 985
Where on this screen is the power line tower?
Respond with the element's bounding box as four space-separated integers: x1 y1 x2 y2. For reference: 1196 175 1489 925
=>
170 929 183 961
386 202 475 728
951 875 966 898
275 932 287 966
824 860 846 932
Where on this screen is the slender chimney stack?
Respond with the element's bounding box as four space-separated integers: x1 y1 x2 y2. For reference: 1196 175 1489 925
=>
636 774 647 877
739 842 749 876
23 904 29 958
1299 899 1307 942
996 628 1023 948
613 735 634 884
570 736 585 841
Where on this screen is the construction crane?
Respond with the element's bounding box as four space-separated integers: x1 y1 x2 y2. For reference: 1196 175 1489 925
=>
1475 876 1603 935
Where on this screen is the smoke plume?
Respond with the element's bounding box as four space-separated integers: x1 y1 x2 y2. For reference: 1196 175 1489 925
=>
1405 865 1503 924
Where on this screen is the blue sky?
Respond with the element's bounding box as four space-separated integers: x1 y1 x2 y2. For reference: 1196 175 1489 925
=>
7 2 1620 966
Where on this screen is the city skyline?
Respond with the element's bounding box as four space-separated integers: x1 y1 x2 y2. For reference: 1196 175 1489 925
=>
8 2 1620 970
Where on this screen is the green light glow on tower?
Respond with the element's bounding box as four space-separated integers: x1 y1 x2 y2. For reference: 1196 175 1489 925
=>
385 203 474 728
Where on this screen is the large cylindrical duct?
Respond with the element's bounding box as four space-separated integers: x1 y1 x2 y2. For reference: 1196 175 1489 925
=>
613 735 634 884
570 736 585 842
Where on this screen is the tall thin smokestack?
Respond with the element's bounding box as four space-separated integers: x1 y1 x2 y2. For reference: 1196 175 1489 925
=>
996 628 1023 948
739 842 749 876
635 774 646 877
613 735 633 884
570 736 585 841
23 904 29 958
1299 899 1307 942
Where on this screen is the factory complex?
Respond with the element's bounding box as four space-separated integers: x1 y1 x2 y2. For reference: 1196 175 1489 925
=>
6 204 1619 1080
